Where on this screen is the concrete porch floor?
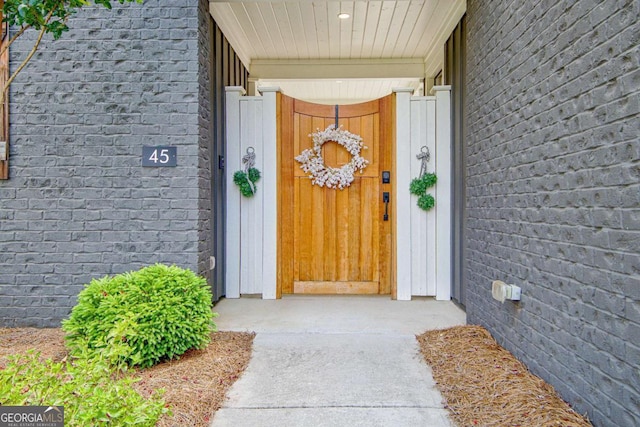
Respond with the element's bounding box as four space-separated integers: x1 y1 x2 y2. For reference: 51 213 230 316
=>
211 295 466 427
213 295 466 335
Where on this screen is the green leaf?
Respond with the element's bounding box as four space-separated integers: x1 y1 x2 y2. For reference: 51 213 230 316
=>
17 4 28 18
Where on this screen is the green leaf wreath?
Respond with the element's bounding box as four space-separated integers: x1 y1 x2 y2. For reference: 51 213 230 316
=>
234 168 261 197
409 172 437 211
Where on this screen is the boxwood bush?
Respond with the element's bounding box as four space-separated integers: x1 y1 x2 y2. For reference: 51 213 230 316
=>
63 264 217 368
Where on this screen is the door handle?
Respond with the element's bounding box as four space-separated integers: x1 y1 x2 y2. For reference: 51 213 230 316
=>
383 192 389 221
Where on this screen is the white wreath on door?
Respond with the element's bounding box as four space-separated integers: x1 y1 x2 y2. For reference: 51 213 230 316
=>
295 125 369 189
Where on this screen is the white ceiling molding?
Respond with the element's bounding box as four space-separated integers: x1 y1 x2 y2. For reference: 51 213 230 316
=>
256 78 422 105
250 58 425 80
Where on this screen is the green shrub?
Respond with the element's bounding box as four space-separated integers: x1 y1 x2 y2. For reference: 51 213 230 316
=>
63 264 217 368
0 351 168 426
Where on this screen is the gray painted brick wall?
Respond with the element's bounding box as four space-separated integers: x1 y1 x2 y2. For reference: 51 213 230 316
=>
0 0 211 327
465 1 639 426
197 0 213 289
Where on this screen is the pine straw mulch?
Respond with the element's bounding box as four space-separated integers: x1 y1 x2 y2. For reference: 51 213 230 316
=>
417 325 592 427
2 325 595 426
0 328 254 427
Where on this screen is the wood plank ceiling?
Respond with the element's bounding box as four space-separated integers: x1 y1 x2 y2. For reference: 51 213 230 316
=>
209 0 466 104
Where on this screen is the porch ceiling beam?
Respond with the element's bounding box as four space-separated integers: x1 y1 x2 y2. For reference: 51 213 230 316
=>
250 59 425 80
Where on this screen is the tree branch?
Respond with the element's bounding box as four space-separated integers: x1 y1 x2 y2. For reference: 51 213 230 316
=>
0 25 32 59
0 4 60 106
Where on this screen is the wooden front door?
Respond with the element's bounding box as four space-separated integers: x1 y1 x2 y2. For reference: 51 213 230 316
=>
278 94 395 295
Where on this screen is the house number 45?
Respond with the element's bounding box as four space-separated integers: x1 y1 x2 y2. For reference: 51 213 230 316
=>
142 146 177 167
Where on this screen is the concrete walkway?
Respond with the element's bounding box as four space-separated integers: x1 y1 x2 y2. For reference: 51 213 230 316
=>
210 295 466 427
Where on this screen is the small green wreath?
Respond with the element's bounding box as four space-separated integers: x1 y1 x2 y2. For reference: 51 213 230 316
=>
410 173 437 211
234 168 261 197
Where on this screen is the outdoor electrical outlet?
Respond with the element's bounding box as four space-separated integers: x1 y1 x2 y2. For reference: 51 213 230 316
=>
492 280 521 303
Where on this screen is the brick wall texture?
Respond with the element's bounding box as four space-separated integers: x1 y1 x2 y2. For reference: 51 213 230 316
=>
197 0 213 291
465 1 639 426
0 0 212 327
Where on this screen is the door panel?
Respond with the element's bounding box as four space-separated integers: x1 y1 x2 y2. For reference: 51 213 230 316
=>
279 95 394 295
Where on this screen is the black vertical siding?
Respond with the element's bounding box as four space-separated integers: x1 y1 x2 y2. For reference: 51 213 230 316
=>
445 15 467 307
